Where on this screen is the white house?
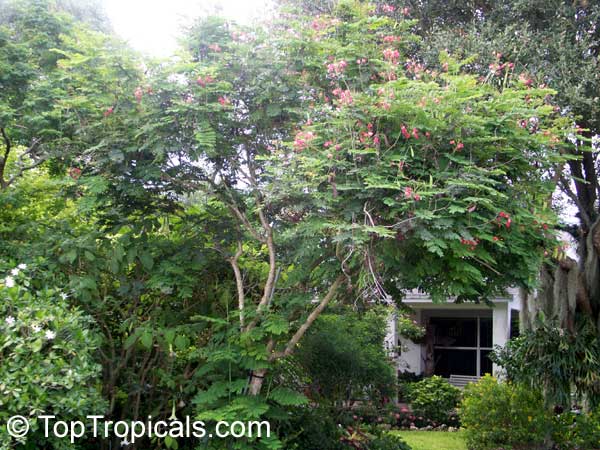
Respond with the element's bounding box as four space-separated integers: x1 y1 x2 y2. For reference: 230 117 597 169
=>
385 289 522 380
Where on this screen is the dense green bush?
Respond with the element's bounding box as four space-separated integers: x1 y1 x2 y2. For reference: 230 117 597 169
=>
295 308 397 404
281 406 346 450
552 410 600 450
0 266 105 449
369 433 412 450
460 375 551 450
407 376 461 425
397 371 423 403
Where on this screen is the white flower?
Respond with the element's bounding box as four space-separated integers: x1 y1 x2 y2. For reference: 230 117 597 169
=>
120 439 130 447
5 316 15 326
45 330 56 340
31 324 41 333
59 292 68 300
17 264 27 270
4 276 15 288
10 268 19 276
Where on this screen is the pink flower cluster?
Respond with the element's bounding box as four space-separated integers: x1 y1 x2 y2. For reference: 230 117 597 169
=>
401 125 419 140
327 60 348 75
134 86 143 103
332 88 353 106
518 73 533 87
383 48 400 64
406 59 425 78
489 61 514 75
383 35 401 43
197 75 215 87
404 186 421 201
294 131 316 151
381 4 395 14
449 140 464 151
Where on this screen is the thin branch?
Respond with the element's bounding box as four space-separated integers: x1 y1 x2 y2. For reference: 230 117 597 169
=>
229 241 245 329
271 275 345 359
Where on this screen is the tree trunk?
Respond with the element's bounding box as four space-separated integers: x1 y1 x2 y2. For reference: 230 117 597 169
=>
248 369 267 395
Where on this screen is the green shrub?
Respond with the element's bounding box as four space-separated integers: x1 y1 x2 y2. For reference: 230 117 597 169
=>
369 433 412 450
295 308 397 404
397 371 423 403
407 376 461 425
0 266 106 449
460 375 551 450
552 409 600 450
282 406 346 450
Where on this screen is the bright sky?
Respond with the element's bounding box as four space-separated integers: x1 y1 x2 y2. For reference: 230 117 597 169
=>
103 0 272 57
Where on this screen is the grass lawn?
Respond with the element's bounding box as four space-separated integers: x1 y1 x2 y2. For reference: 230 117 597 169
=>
391 430 468 450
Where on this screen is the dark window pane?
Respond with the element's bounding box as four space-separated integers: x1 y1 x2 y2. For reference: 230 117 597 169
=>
480 350 493 376
433 349 477 377
510 310 520 339
431 318 477 347
479 317 493 347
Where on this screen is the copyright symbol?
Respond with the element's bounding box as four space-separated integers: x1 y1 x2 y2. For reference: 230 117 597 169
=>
7 415 29 438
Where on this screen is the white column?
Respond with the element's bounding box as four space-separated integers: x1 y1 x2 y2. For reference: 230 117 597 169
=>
492 303 509 375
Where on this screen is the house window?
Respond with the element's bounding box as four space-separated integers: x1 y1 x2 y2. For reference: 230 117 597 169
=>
430 317 493 377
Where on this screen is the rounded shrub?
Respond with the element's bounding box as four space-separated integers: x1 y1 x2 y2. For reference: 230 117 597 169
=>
407 375 461 425
460 374 551 450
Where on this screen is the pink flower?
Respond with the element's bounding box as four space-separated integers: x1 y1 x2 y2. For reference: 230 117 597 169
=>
134 86 143 103
218 96 230 106
456 142 464 151
208 43 222 53
404 186 413 198
374 135 380 145
197 75 214 87
401 125 411 139
383 48 400 64
332 88 353 106
103 106 114 117
383 35 401 43
412 128 419 139
294 131 316 151
327 60 348 75
381 4 395 14
324 140 333 147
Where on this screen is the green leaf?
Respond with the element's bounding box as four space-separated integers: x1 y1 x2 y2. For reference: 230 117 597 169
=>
268 387 308 406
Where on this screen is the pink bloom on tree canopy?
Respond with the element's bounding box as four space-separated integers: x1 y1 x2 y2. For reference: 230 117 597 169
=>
412 128 419 139
294 131 316 151
324 140 333 147
103 106 114 117
218 96 230 106
327 60 348 75
381 4 395 13
383 48 400 64
404 186 413 198
208 43 222 52
401 125 411 139
383 35 401 43
456 142 464 151
134 86 143 103
197 75 214 87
